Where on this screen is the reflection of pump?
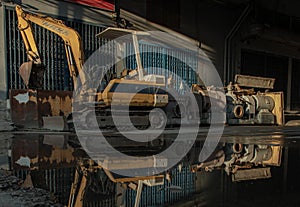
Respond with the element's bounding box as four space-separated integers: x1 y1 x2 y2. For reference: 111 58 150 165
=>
193 143 282 182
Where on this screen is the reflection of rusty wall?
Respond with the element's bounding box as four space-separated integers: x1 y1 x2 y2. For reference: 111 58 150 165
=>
11 134 78 205
11 134 40 170
10 89 72 128
11 135 79 170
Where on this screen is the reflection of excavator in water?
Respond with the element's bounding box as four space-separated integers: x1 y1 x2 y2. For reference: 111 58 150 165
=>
15 5 197 130
68 159 167 207
67 141 283 206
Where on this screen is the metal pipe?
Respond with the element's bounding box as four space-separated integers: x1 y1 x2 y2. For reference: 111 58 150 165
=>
132 33 144 81
224 2 253 84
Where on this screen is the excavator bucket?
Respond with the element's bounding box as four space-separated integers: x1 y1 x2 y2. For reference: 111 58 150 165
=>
19 61 45 89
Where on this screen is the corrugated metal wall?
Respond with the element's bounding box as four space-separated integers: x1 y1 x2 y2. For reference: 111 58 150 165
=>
126 43 198 91
5 6 199 93
5 6 106 91
14 167 75 205
13 166 195 207
125 166 196 207
44 168 75 205
84 199 116 207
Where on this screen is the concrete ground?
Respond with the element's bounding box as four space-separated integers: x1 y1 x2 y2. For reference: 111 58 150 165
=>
0 100 63 207
0 170 63 207
0 100 13 132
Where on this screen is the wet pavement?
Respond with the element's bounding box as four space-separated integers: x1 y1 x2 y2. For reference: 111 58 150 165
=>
0 125 299 206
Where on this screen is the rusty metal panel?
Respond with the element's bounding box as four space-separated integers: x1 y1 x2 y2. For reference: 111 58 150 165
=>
42 117 66 131
235 74 275 89
10 89 72 129
44 167 75 205
9 89 39 128
36 90 72 117
264 92 285 126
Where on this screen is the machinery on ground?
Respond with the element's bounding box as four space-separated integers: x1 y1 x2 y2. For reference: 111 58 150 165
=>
13 6 189 130
225 74 284 125
11 6 284 130
191 74 285 126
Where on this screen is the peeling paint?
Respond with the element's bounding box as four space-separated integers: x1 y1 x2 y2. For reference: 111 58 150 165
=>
15 156 31 167
14 92 29 104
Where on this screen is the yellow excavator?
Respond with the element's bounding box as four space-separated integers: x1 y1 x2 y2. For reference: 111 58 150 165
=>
16 5 86 91
15 6 176 129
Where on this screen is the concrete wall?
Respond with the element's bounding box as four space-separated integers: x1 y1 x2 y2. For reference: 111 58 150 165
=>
0 6 7 99
179 0 240 81
119 0 242 81
8 0 115 25
119 0 147 17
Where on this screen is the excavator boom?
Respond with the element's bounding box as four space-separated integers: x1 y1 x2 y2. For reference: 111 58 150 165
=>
15 5 86 89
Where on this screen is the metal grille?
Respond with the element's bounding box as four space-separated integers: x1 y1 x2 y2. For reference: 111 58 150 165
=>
45 167 75 205
13 168 75 205
125 166 196 207
125 43 198 91
84 199 116 207
5 6 106 91
13 169 29 180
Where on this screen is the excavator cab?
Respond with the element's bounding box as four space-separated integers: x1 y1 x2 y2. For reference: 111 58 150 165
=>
96 27 156 82
95 28 169 109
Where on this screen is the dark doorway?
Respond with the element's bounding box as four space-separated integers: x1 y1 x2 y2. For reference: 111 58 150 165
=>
241 50 289 108
292 59 300 110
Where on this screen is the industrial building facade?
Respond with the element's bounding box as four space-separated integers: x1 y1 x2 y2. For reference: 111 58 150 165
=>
1 0 299 111
1 1 198 96
1 1 300 206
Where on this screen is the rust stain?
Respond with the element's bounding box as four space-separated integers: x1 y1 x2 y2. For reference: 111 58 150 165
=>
10 89 72 129
39 95 72 116
41 147 76 165
10 89 39 128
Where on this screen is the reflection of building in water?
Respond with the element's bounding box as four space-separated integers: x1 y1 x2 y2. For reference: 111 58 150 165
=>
7 129 300 207
9 134 197 207
11 134 80 204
